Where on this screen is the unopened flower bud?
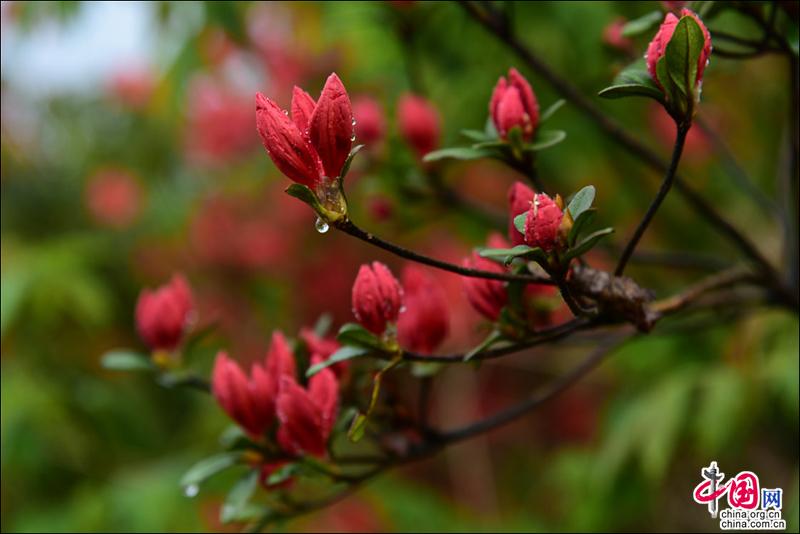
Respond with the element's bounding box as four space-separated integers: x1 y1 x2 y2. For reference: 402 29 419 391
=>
524 193 564 252
489 68 539 141
351 262 403 335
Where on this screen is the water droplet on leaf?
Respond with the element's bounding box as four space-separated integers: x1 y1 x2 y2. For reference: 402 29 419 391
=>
315 217 330 234
184 484 199 498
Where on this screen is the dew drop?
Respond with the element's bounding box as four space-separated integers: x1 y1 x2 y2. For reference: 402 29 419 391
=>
399 305 407 313
350 134 356 141
351 118 357 126
283 110 289 116
184 484 199 498
315 217 330 234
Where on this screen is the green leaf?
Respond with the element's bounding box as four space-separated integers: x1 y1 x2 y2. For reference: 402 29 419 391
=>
568 208 596 246
598 60 665 103
306 345 370 377
220 470 259 524
621 10 663 37
464 330 504 361
266 463 299 485
563 227 614 261
180 452 240 489
657 16 705 115
285 183 323 214
539 99 566 124
313 313 333 337
478 244 541 266
664 15 704 101
461 129 490 142
335 322 384 350
411 361 444 377
526 130 566 151
100 350 154 372
484 116 499 138
339 144 365 180
422 146 496 162
347 413 368 443
514 213 527 235
787 19 799 57
567 185 596 220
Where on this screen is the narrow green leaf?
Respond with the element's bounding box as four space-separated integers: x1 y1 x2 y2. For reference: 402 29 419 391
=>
306 345 369 377
484 116 499 138
220 470 259 524
313 313 333 337
285 183 323 213
664 16 704 99
423 146 496 162
347 413 368 443
101 350 154 372
563 227 615 261
598 60 665 103
478 244 536 266
464 330 504 361
339 144 365 180
526 130 566 151
335 322 384 350
621 10 663 37
266 463 299 485
514 212 527 235
567 185 596 220
180 452 240 488
539 99 566 124
568 208 596 246
461 129 490 142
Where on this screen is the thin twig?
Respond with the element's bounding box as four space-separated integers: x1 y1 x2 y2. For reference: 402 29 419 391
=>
615 123 689 276
334 217 555 284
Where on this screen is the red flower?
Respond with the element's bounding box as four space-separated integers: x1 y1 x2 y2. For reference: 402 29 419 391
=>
490 68 539 141
646 10 711 90
256 73 353 189
276 369 339 457
524 193 563 252
462 252 507 321
351 262 403 335
211 331 295 438
135 274 194 351
353 96 386 147
507 181 535 246
397 265 450 354
85 168 143 229
397 94 440 159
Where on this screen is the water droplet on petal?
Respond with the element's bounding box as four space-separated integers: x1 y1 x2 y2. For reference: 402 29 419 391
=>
350 134 356 141
184 484 199 498
315 217 330 234
283 110 289 116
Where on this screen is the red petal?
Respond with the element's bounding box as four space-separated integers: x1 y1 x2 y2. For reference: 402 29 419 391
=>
291 86 316 134
308 367 339 438
255 93 322 187
309 73 353 179
276 376 326 456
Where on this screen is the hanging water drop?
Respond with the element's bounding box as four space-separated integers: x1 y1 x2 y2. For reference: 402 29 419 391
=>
184 484 199 498
350 133 357 142
351 118 357 126
283 109 289 116
315 217 330 234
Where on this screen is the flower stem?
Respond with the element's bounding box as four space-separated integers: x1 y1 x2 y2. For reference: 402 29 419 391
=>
615 123 689 276
334 218 556 285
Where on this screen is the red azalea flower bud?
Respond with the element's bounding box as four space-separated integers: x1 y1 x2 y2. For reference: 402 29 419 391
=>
85 168 143 229
490 68 539 141
507 181 535 246
135 274 194 351
397 265 449 354
524 193 564 252
276 370 339 457
351 261 403 335
256 73 354 189
397 94 440 159
353 96 386 147
462 253 508 321
211 331 296 438
646 10 711 91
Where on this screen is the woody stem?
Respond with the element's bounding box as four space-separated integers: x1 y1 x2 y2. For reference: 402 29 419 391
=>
333 218 556 284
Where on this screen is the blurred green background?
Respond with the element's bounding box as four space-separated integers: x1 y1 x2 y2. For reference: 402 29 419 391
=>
1 1 798 532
